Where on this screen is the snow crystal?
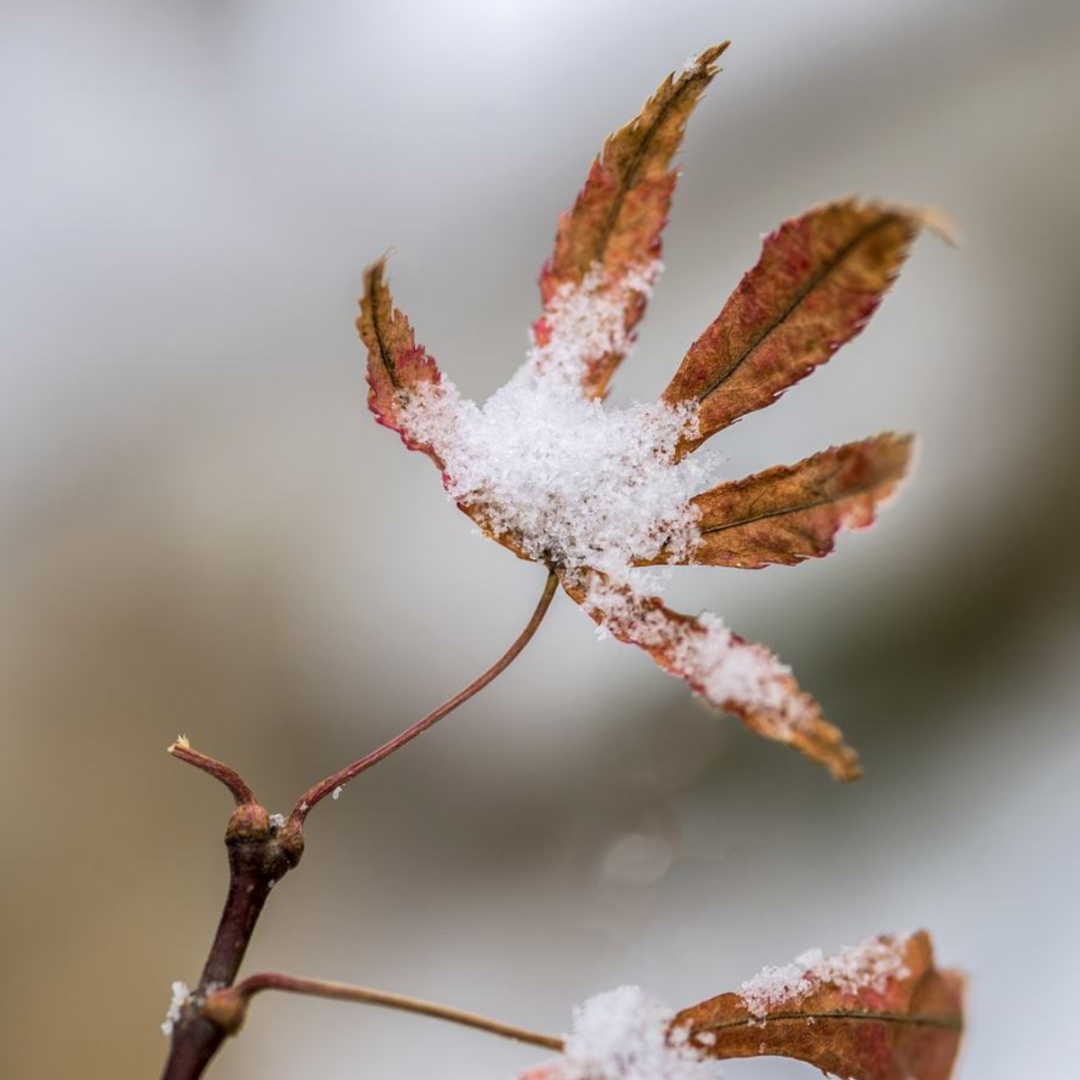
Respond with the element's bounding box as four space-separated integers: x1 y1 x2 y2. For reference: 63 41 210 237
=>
161 980 190 1036
739 935 911 1019
332 785 344 801
676 614 801 724
399 261 714 578
811 936 911 997
561 986 719 1080
739 964 812 1020
530 262 661 390
679 54 704 78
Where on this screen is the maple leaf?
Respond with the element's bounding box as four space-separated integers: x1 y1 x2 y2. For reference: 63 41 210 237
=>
677 930 965 1080
358 44 939 780
515 931 963 1080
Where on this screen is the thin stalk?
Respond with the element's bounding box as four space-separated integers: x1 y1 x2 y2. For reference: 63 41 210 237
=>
287 569 558 827
206 973 564 1052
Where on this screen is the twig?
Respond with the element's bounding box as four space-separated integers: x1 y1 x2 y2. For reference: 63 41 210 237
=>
204 972 564 1052
158 569 560 1080
286 569 559 828
168 737 257 806
159 744 300 1080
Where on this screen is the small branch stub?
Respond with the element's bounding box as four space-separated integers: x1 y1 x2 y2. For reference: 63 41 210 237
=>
159 743 303 1080
168 737 257 807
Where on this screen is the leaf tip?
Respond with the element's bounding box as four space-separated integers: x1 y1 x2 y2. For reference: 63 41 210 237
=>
833 753 863 783
907 204 961 246
361 248 396 299
673 41 730 86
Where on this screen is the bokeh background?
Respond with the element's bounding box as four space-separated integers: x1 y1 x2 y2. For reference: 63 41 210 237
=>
2 1 1079 1077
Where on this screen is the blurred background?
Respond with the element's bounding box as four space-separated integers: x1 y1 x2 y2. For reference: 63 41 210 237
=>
1 1 1078 1077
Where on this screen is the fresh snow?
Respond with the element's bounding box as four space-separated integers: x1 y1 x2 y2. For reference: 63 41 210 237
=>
739 935 911 1019
161 980 190 1036
583 579 810 731
400 262 710 577
560 986 719 1080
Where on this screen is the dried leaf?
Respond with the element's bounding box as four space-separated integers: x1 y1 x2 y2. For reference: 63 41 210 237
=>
676 931 965 1080
535 44 728 400
642 433 914 569
357 257 444 460
664 200 930 453
564 571 861 780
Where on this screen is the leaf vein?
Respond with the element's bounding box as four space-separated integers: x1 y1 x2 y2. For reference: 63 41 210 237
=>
695 213 900 405
697 474 895 537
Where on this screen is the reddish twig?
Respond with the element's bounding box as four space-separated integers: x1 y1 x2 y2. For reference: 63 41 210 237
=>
204 972 564 1052
159 743 300 1080
286 568 559 829
158 569 559 1080
168 737 257 806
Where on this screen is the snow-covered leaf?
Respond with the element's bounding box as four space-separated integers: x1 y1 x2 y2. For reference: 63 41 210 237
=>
360 47 939 782
676 931 964 1080
536 43 728 401
516 935 960 1080
565 570 861 781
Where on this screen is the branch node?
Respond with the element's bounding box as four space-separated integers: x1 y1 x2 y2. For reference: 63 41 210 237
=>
201 989 248 1037
225 803 271 844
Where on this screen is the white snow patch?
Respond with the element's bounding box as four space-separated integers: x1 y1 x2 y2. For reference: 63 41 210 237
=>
738 964 812 1020
531 262 661 390
810 936 911 997
161 980 190 1036
332 785 344 801
739 935 911 1019
561 986 719 1080
269 813 285 830
399 262 716 578
584 578 808 729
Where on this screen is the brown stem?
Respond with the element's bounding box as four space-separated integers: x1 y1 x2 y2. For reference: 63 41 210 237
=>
286 568 558 829
159 750 302 1080
205 972 564 1052
158 570 559 1080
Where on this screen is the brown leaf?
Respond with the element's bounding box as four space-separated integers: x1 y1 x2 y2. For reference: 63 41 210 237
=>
642 433 914 569
564 570 861 780
535 43 728 400
357 256 444 461
663 200 932 454
676 931 965 1080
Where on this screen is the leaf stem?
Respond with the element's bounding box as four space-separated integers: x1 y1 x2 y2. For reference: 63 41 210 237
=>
205 973 565 1052
287 569 558 827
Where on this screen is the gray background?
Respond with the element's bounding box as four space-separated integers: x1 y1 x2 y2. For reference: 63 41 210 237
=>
1 1 1078 1077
